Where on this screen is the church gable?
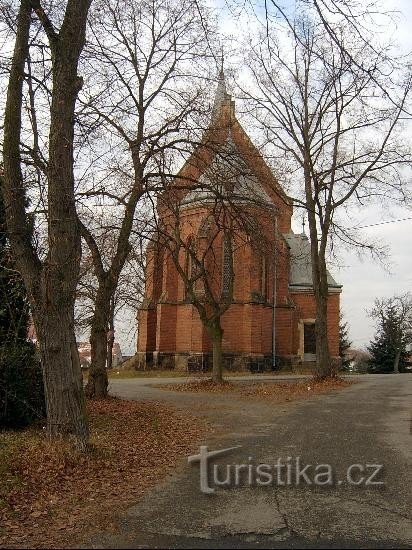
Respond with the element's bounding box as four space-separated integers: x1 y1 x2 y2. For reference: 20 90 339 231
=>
173 71 291 223
181 134 273 208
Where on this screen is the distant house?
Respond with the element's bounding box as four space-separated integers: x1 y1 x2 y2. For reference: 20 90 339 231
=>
78 341 123 368
78 342 92 368
111 342 123 366
343 348 371 373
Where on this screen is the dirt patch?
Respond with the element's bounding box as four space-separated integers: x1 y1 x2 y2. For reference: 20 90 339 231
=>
160 377 354 402
0 397 209 548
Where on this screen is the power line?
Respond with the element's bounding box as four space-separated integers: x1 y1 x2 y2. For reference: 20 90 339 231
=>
356 216 412 230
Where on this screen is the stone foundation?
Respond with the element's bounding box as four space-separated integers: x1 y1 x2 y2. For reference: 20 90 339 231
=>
134 352 283 372
133 351 154 370
131 351 341 373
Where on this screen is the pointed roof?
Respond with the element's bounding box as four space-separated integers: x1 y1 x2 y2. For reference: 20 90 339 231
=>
163 67 292 214
283 233 341 291
211 66 229 121
181 133 273 207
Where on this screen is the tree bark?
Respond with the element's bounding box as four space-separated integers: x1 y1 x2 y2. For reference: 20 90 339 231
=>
310 247 333 378
393 348 401 374
314 289 333 378
85 286 110 398
209 321 224 383
106 336 114 370
35 310 88 449
106 307 115 370
78 184 136 398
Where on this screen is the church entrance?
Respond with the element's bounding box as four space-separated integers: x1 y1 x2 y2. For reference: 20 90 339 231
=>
303 322 316 362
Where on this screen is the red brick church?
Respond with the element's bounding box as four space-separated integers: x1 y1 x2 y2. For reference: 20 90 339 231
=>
136 71 341 371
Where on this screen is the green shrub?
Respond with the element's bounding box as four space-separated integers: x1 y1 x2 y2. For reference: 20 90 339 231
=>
0 342 45 429
0 180 45 428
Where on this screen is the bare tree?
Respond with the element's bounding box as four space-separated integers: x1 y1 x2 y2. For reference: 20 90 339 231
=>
75 229 145 369
2 0 91 448
242 1 412 377
75 0 214 398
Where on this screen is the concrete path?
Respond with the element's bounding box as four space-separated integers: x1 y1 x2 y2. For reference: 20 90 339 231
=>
89 374 412 549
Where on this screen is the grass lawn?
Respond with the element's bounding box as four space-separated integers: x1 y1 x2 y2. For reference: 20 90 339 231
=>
0 398 209 548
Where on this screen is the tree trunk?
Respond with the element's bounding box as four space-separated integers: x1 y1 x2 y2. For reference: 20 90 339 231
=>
209 321 224 383
393 348 401 374
314 292 333 378
106 300 115 370
303 105 333 379
35 310 89 450
2 0 92 448
85 286 110 398
106 334 114 370
306 235 333 379
304 182 333 377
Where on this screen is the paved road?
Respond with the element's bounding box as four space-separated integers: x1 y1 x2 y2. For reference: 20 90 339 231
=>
89 374 412 549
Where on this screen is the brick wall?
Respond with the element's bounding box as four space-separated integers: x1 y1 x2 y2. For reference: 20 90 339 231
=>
136 102 341 364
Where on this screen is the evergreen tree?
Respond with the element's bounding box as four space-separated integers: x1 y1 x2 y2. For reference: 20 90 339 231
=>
339 313 352 370
0 176 45 428
367 299 411 373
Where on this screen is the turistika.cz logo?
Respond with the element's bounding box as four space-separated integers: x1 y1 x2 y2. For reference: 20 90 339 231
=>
188 446 384 494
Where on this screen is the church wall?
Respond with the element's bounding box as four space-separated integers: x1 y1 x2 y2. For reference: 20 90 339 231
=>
275 240 291 305
325 293 340 357
175 304 194 351
155 303 177 352
274 306 295 357
290 291 341 358
137 309 157 352
136 309 148 352
137 220 341 369
135 88 342 372
249 305 265 354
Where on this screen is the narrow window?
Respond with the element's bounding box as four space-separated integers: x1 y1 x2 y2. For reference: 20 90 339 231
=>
222 235 232 297
185 237 196 299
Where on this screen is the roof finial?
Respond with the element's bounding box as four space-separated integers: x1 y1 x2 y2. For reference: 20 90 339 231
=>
211 49 229 120
220 45 224 76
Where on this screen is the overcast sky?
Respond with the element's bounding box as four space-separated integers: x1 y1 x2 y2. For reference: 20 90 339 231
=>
115 0 412 356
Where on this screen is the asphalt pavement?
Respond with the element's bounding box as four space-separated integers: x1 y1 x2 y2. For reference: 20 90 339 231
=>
87 374 412 549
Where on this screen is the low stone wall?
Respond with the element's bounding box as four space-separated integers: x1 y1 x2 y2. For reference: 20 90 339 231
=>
126 351 341 374
132 352 280 372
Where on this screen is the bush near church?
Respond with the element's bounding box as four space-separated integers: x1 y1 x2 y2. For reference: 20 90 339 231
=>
0 180 45 428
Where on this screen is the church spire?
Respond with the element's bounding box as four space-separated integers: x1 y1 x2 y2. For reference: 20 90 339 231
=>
211 54 230 121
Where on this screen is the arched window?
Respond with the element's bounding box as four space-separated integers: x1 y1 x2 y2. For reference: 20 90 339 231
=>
185 236 205 298
198 215 213 239
222 235 233 297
